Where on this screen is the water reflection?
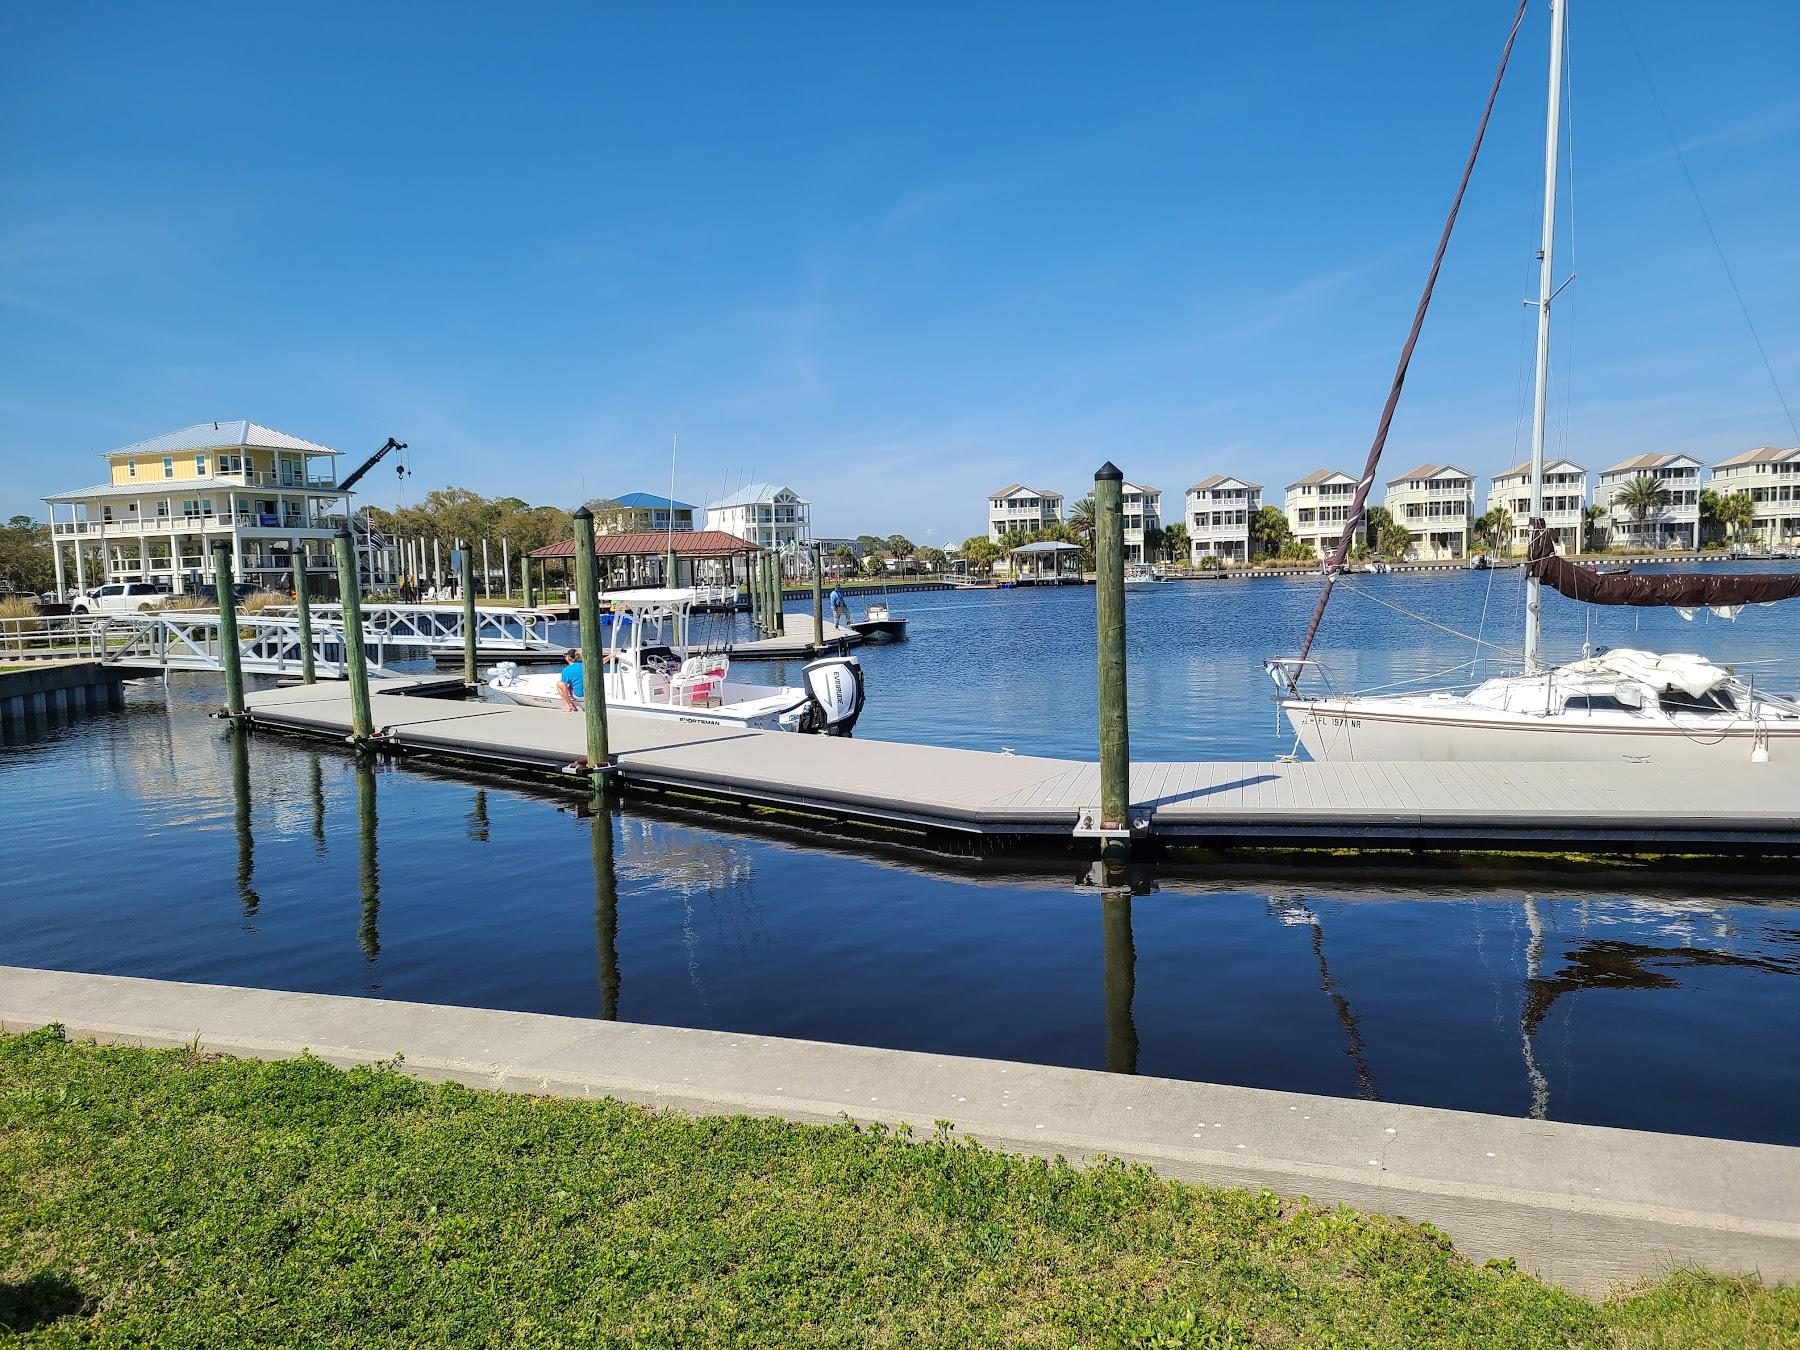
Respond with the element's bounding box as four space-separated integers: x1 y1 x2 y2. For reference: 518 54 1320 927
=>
1101 894 1139 1074
590 804 620 1021
308 755 326 854
228 727 260 917
468 790 490 844
356 762 380 963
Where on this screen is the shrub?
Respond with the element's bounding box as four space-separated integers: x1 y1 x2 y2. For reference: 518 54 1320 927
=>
0 594 40 620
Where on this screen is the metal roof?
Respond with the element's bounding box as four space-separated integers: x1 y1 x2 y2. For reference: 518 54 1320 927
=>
1287 468 1354 488
706 483 806 510
104 421 339 459
1714 446 1800 468
1493 458 1585 479
45 476 346 503
602 492 697 511
988 483 1062 499
530 530 759 560
1386 463 1474 485
1010 539 1083 553
1600 452 1703 473
1187 474 1261 493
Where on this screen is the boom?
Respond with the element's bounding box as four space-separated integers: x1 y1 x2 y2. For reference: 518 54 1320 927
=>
335 437 407 494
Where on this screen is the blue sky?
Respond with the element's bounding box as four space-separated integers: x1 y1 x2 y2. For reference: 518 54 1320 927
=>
3 1 1797 542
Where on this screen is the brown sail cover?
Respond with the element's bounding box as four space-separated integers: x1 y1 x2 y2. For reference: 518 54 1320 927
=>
1525 518 1800 607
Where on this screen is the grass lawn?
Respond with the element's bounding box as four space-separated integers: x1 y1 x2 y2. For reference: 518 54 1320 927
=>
2 1029 1794 1347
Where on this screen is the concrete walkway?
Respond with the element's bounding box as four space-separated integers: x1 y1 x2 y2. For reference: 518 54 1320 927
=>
4 965 1795 1294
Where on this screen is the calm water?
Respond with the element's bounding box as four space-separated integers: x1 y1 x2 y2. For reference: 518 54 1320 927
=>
4 571 1798 1144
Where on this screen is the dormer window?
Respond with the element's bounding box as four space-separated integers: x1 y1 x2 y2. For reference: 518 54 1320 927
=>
163 457 174 478
195 454 207 475
127 461 137 478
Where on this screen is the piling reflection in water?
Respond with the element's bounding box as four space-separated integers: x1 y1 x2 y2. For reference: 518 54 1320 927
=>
356 762 380 962
308 755 326 853
468 790 490 844
1101 894 1139 1075
590 803 620 1021
228 726 259 917
1268 896 1378 1101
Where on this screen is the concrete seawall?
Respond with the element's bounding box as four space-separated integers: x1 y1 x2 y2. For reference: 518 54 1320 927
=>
3 965 1795 1294
0 660 126 735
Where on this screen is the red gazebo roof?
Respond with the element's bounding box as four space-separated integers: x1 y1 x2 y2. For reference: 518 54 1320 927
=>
530 529 758 560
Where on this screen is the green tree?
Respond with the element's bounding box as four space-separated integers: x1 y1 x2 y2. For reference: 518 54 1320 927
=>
1473 505 1513 553
1613 474 1671 547
1377 519 1414 558
884 534 916 560
1583 504 1608 552
1140 523 1166 562
1066 495 1096 549
1717 490 1755 542
0 515 53 594
917 546 947 574
1250 505 1292 559
831 545 858 573
1160 522 1189 563
854 534 885 555
957 536 1003 575
1698 488 1723 545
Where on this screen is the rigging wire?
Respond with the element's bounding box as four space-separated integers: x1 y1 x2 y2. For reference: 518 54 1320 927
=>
1297 0 1533 661
1614 1 1800 448
1336 579 1527 660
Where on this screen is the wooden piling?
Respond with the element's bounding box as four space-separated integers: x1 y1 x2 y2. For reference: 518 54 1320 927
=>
571 507 612 779
520 552 534 609
459 543 477 686
333 526 373 743
811 542 825 652
1094 462 1130 858
211 541 245 719
292 553 315 685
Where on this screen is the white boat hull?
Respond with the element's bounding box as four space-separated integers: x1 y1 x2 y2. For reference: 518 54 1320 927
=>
1284 700 1800 765
479 678 804 731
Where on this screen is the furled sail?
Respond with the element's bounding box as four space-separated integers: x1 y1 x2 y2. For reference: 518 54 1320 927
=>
1525 519 1800 607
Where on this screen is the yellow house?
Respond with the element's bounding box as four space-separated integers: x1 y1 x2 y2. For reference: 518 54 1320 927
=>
44 421 348 597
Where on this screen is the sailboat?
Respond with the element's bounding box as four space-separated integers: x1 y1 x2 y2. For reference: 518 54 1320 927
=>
1271 0 1800 765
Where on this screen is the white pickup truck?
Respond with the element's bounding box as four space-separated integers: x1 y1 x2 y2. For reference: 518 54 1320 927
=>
69 582 164 616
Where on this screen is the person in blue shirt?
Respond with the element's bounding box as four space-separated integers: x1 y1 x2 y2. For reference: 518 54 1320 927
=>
558 648 584 711
829 585 850 628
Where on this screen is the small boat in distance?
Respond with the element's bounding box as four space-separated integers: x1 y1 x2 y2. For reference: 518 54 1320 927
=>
1123 564 1161 591
480 587 865 735
850 600 908 641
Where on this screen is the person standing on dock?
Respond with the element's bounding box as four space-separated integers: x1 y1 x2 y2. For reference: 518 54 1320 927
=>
558 648 584 712
829 584 849 629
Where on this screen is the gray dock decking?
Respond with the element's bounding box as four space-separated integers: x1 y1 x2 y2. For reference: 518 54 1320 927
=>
727 612 862 659
242 679 1800 852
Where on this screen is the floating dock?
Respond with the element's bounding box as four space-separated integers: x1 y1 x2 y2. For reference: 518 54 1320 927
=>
727 613 862 660
242 678 1800 855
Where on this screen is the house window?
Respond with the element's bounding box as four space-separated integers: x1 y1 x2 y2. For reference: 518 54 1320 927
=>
127 461 137 478
196 454 207 475
163 457 174 478
102 506 114 522
156 501 168 517
201 499 214 517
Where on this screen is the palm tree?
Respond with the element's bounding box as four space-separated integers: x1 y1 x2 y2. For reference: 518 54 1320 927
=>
1717 490 1756 543
1160 522 1189 564
1473 505 1513 554
1066 495 1096 550
1698 488 1723 545
1613 474 1671 548
1582 504 1607 552
1376 519 1414 559
1250 505 1292 559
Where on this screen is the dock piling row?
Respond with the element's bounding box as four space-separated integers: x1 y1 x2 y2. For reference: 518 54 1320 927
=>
571 506 612 780
211 541 246 719
459 543 477 686
333 526 373 743
1094 462 1130 861
292 554 315 685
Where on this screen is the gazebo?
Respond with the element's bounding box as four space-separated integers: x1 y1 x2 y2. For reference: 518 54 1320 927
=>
528 529 760 597
1009 539 1084 586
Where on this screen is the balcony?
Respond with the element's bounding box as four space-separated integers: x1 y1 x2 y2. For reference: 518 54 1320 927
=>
53 512 338 537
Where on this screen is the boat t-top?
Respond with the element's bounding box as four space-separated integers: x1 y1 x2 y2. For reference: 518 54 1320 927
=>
481 587 865 735
1123 564 1161 591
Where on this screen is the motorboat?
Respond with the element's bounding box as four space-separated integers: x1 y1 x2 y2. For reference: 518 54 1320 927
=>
1123 565 1161 591
1275 648 1800 764
479 587 865 735
849 599 908 641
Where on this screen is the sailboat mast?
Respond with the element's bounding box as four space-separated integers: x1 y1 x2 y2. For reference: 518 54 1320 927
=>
1524 0 1567 670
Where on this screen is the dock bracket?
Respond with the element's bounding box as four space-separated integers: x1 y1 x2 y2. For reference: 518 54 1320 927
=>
1071 808 1150 840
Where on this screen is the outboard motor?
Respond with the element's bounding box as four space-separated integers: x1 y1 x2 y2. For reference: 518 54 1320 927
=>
796 655 865 736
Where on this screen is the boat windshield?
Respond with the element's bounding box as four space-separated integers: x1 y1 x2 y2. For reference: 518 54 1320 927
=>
1658 687 1738 715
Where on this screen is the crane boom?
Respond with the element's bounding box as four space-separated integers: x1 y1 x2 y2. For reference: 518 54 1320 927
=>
335 437 407 494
